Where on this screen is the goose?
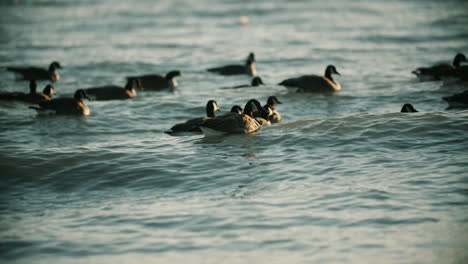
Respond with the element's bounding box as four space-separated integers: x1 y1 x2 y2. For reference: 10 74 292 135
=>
199 99 261 135
279 65 341 93
412 53 467 81
126 70 183 91
443 90 468 108
84 79 137 100
250 99 272 125
29 89 90 116
0 81 55 103
263 96 282 123
207 52 256 76
166 100 221 134
6 61 62 82
400 104 419 113
222 76 265 89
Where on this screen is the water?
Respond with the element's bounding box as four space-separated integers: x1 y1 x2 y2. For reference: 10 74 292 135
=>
1 0 468 263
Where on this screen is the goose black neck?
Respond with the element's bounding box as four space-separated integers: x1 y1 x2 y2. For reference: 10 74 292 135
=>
206 107 216 117
454 55 463 68
125 79 134 90
29 80 37 94
325 68 334 82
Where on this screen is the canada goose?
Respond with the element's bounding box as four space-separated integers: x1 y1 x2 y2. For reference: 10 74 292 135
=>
279 65 341 93
223 76 265 89
199 99 261 135
263 96 282 123
84 79 137 100
0 80 55 103
29 89 90 116
443 90 468 108
207 52 256 76
250 99 272 125
412 53 467 81
127 70 183 91
6 61 62 82
400 104 419 113
167 100 221 134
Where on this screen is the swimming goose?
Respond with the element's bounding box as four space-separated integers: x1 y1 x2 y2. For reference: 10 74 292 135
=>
207 52 256 76
167 100 221 134
0 81 55 103
263 96 282 123
126 70 183 91
84 79 137 100
443 90 468 108
6 61 62 82
400 104 419 113
279 65 341 93
223 76 265 89
412 53 467 81
199 99 261 135
250 99 272 125
29 89 90 116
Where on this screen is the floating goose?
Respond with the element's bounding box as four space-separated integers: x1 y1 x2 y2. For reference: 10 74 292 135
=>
126 70 183 91
199 99 261 135
262 96 282 123
208 52 256 76
279 65 341 93
221 76 264 89
167 100 221 134
400 104 419 113
250 99 272 125
412 53 467 81
0 80 55 104
30 89 90 116
443 90 468 108
84 79 137 100
6 61 62 82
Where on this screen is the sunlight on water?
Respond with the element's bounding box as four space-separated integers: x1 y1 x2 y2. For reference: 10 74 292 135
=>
1 0 468 263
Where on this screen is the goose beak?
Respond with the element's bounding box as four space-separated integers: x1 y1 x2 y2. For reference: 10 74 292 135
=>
335 71 341 76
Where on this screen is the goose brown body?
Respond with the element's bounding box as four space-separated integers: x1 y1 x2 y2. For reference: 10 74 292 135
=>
30 89 90 116
208 52 256 76
279 65 341 93
6 61 62 82
84 79 136 100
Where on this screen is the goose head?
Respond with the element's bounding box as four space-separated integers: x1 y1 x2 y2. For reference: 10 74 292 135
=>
165 70 183 80
206 100 220 117
74 89 90 101
43 85 56 96
230 105 243 114
244 99 261 117
453 53 467 67
246 52 255 65
266 96 282 108
251 76 264 86
325 65 340 78
401 104 418 113
49 61 62 71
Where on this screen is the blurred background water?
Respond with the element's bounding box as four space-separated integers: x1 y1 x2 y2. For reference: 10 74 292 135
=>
1 0 468 263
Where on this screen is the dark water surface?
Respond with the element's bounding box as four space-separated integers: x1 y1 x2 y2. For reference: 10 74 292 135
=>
1 0 468 263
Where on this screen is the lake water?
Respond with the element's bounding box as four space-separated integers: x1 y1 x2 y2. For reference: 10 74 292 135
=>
1 0 468 263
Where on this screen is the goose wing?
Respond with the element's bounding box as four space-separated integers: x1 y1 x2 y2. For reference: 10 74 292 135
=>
201 114 260 134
